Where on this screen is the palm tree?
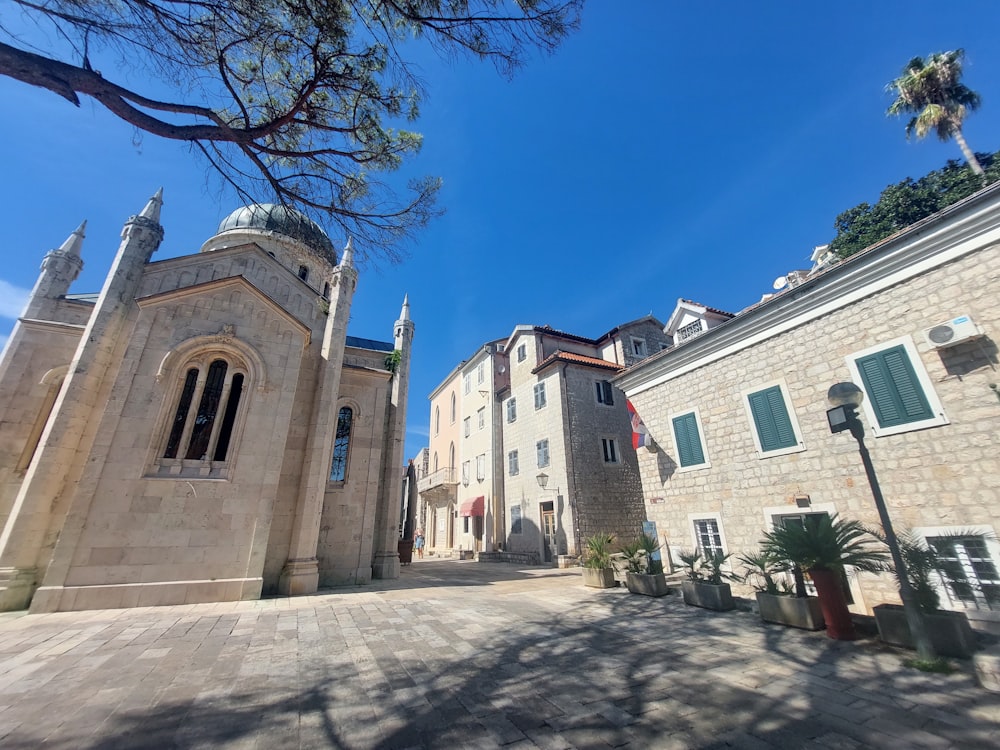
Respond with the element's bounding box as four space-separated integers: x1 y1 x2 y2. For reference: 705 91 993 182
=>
886 50 985 180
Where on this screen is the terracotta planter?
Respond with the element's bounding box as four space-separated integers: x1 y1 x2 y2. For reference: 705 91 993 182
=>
681 580 734 611
626 572 670 597
582 567 617 589
756 592 825 630
809 567 856 640
874 604 978 659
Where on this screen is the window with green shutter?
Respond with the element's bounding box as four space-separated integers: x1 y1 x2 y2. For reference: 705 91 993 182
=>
747 386 797 452
855 345 933 428
672 412 706 467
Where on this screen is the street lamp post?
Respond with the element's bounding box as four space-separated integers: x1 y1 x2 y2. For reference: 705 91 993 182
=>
826 382 936 661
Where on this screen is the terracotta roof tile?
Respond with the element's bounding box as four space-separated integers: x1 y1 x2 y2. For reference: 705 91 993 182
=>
532 350 625 374
680 299 735 318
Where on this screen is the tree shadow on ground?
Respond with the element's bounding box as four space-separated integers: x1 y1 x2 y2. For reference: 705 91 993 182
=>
2 577 999 749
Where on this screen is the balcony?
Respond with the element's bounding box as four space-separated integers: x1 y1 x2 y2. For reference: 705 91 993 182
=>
417 467 459 497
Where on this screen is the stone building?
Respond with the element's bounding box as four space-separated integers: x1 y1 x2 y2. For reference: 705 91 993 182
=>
0 193 412 612
419 317 670 563
616 185 1000 631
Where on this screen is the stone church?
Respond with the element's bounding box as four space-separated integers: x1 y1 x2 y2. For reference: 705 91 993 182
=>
0 191 412 613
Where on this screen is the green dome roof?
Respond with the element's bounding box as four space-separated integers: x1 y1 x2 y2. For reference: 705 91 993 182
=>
217 204 336 263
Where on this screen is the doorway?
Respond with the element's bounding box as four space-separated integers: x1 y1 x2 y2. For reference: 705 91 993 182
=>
540 501 556 563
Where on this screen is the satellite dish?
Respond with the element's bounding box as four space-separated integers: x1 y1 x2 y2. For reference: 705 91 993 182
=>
772 276 788 291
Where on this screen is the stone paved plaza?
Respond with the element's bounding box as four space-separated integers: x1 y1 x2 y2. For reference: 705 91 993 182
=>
1 560 998 749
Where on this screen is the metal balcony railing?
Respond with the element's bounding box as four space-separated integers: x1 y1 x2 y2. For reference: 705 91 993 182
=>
417 466 458 493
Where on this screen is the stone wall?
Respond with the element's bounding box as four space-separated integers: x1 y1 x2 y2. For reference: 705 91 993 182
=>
627 240 1000 613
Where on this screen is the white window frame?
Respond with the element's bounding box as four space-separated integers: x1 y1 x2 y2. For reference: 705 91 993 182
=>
461 461 470 485
668 406 711 472
687 513 730 560
913 524 1000 617
477 407 485 430
536 439 550 468
463 373 471 395
463 416 471 438
476 454 486 482
741 378 806 459
600 437 619 464
476 362 485 384
846 335 948 438
508 449 519 476
534 382 547 410
506 397 517 423
595 380 614 406
630 337 648 358
517 343 527 363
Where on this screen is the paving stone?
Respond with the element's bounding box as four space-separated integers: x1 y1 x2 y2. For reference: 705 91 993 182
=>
0 560 997 749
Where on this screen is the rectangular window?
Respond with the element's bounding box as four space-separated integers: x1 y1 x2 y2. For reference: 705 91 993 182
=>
745 383 802 456
463 516 470 534
848 337 947 436
631 337 647 358
508 450 519 476
511 505 522 534
477 362 485 384
534 382 547 410
463 373 471 394
461 461 470 485
671 410 708 468
476 454 486 482
926 534 1000 611
536 439 550 468
506 397 517 423
601 437 618 463
517 344 527 362
463 417 471 437
595 380 614 406
694 518 725 557
477 407 485 430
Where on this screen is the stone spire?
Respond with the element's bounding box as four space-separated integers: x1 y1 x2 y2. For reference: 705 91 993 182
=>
341 237 354 267
138 188 163 222
58 221 87 257
399 294 410 322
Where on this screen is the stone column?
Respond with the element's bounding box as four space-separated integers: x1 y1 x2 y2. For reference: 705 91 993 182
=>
0 192 163 611
372 296 414 579
279 241 357 596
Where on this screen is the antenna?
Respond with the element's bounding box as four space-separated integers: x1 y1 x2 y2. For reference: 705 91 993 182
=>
772 275 788 291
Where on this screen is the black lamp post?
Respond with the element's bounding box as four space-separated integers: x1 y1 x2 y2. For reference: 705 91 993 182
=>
826 382 936 660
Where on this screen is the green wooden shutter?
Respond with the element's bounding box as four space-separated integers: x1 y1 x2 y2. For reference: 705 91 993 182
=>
856 345 933 428
672 412 705 466
748 386 797 452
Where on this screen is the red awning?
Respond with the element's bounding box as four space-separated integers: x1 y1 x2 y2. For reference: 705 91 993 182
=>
459 496 485 517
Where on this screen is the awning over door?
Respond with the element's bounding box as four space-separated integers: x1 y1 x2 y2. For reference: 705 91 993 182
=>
459 496 485 517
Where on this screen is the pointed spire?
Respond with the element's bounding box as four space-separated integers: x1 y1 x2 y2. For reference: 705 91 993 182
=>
340 236 354 267
58 220 87 257
138 188 164 222
399 293 410 321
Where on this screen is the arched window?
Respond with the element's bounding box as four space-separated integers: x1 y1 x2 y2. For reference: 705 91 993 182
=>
329 407 353 481
164 357 246 462
449 442 455 469
434 405 440 435
433 452 439 472
450 392 456 423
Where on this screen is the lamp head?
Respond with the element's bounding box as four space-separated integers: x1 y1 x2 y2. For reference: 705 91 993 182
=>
827 382 864 408
536 472 549 489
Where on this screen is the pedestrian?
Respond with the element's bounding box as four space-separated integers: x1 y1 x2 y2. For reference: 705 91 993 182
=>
414 531 425 559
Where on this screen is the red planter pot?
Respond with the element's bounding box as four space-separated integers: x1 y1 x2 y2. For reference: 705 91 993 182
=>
809 567 856 640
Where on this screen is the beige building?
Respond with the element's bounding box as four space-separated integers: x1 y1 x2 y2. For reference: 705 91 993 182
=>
419 318 670 563
616 185 1000 632
0 194 412 612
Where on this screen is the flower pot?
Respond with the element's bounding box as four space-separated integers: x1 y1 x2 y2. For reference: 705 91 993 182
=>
626 572 670 597
756 592 825 630
809 567 856 640
582 567 617 589
681 580 734 611
873 603 978 659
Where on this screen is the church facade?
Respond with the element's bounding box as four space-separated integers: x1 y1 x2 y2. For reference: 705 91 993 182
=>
0 192 412 613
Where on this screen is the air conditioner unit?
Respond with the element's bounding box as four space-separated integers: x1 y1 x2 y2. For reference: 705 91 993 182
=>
923 315 982 349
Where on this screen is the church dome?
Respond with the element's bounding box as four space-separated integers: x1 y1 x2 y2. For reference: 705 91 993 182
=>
216 204 337 264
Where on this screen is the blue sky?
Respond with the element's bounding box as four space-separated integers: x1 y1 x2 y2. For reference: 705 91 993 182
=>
3 1 1000 460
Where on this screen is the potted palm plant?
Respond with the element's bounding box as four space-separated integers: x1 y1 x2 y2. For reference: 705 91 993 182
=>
872 530 981 658
737 549 824 630
761 514 889 640
619 533 669 597
580 532 617 589
678 549 735 611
